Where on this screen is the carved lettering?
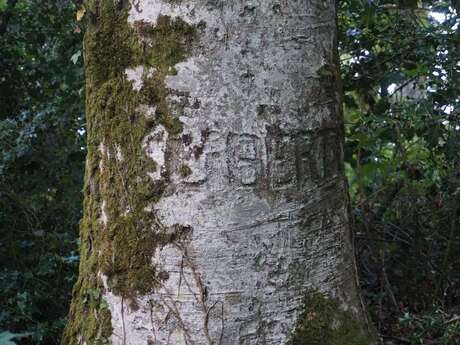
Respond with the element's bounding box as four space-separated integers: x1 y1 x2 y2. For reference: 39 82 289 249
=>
227 134 262 186
267 136 297 190
296 130 341 186
266 129 341 192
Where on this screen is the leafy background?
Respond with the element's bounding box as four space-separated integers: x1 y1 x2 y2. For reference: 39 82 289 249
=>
0 0 84 344
0 0 459 344
340 0 460 342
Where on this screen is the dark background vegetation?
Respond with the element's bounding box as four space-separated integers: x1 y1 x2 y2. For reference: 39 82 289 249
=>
0 0 458 344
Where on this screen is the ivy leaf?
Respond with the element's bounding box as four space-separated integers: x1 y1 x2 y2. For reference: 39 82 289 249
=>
0 0 7 12
76 6 86 21
0 331 32 345
70 50 81 65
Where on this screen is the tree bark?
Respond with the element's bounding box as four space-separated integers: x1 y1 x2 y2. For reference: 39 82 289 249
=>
63 1 375 344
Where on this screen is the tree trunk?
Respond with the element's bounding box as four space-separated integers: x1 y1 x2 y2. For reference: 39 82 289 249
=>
63 1 375 344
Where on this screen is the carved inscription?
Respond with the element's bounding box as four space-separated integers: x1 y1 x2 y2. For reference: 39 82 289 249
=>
267 129 341 191
266 136 297 190
204 131 227 187
179 129 341 190
227 134 262 186
296 130 341 184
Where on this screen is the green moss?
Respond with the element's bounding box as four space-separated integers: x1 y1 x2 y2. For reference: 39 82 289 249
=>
62 1 199 344
316 64 338 78
178 164 192 177
288 292 373 345
62 274 113 345
135 15 197 70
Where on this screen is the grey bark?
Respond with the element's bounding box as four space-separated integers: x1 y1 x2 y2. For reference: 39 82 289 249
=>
99 1 371 344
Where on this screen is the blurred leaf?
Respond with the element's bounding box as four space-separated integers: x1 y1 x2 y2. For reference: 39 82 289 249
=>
0 331 32 345
76 6 85 21
0 0 7 12
70 50 81 65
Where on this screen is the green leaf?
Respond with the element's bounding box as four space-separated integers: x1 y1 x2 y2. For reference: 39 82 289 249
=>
0 331 32 345
0 0 7 12
70 50 81 65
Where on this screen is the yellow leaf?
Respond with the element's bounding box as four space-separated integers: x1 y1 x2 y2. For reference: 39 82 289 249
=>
76 6 86 21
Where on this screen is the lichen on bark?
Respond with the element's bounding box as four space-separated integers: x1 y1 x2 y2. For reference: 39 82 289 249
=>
62 1 198 344
288 292 373 345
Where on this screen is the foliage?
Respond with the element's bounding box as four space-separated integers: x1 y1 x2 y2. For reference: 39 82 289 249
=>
399 310 460 344
0 0 84 344
0 332 32 345
339 0 460 343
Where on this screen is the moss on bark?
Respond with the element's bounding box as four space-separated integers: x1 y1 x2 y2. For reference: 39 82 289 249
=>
62 1 198 344
288 292 373 345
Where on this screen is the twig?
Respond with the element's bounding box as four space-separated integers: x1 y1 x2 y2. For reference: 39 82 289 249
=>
148 300 158 345
178 255 184 297
381 335 411 344
445 315 460 324
121 297 127 345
